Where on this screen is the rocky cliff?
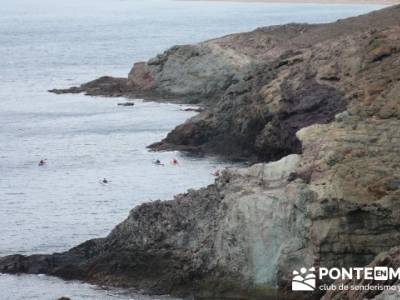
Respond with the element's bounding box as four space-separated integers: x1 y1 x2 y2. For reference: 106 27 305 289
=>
3 4 400 300
0 155 308 299
52 5 400 162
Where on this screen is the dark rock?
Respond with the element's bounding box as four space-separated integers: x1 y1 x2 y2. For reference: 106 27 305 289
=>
50 76 130 98
117 102 135 107
181 107 203 113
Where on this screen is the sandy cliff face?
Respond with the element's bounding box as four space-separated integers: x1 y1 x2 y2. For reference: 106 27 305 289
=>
5 5 400 299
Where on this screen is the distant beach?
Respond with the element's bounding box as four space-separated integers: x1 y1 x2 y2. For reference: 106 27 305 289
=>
181 0 398 5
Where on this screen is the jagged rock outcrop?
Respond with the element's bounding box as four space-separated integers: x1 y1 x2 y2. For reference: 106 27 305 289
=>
322 247 400 300
51 5 400 162
0 155 306 298
2 93 399 298
4 5 400 300
50 76 131 97
150 16 400 161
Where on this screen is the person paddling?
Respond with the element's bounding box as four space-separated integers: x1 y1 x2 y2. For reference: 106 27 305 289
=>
154 159 164 166
171 158 179 165
99 178 111 185
38 159 46 166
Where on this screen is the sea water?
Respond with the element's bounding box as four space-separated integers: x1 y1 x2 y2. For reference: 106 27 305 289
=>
0 0 384 299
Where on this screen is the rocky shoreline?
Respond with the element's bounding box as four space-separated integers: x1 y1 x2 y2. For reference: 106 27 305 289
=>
2 5 400 300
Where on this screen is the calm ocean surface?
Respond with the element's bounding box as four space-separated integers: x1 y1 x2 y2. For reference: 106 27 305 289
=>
0 0 384 299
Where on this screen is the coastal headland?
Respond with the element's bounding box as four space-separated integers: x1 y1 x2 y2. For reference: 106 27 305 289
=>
2 4 400 299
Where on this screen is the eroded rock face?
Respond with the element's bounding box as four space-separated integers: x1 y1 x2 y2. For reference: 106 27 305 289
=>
277 71 400 298
6 5 400 300
9 109 398 297
148 7 400 161
4 106 399 297
50 6 400 161
140 44 254 104
0 155 305 298
322 247 400 300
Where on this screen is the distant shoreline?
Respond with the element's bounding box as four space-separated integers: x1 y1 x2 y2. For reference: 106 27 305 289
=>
179 0 398 5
